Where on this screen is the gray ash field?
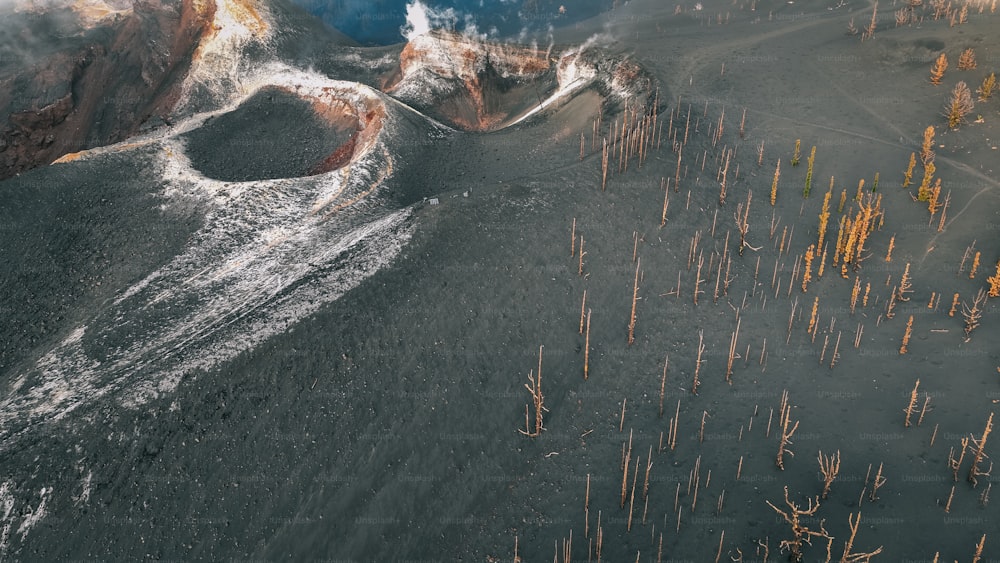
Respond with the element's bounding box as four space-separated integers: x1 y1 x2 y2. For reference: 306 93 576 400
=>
2 0 999 561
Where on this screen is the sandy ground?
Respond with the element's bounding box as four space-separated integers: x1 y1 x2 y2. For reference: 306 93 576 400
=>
1 0 999 560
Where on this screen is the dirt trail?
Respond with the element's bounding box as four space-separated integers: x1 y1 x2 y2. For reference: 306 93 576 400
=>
660 2 874 96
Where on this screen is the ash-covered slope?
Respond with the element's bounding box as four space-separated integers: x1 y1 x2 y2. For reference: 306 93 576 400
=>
0 0 661 558
0 0 453 443
0 0 445 550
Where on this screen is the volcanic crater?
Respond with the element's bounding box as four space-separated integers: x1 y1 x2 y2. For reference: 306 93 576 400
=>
383 29 560 131
180 84 382 182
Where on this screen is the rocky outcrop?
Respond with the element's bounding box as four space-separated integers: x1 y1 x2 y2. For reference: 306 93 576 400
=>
382 29 660 132
0 0 216 180
385 30 557 131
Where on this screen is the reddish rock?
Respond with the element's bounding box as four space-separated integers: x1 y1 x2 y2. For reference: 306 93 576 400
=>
0 0 216 180
389 30 555 131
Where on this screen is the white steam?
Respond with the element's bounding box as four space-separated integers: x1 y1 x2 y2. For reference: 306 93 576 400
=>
402 0 492 42
545 24 554 59
572 32 614 55
401 1 432 41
